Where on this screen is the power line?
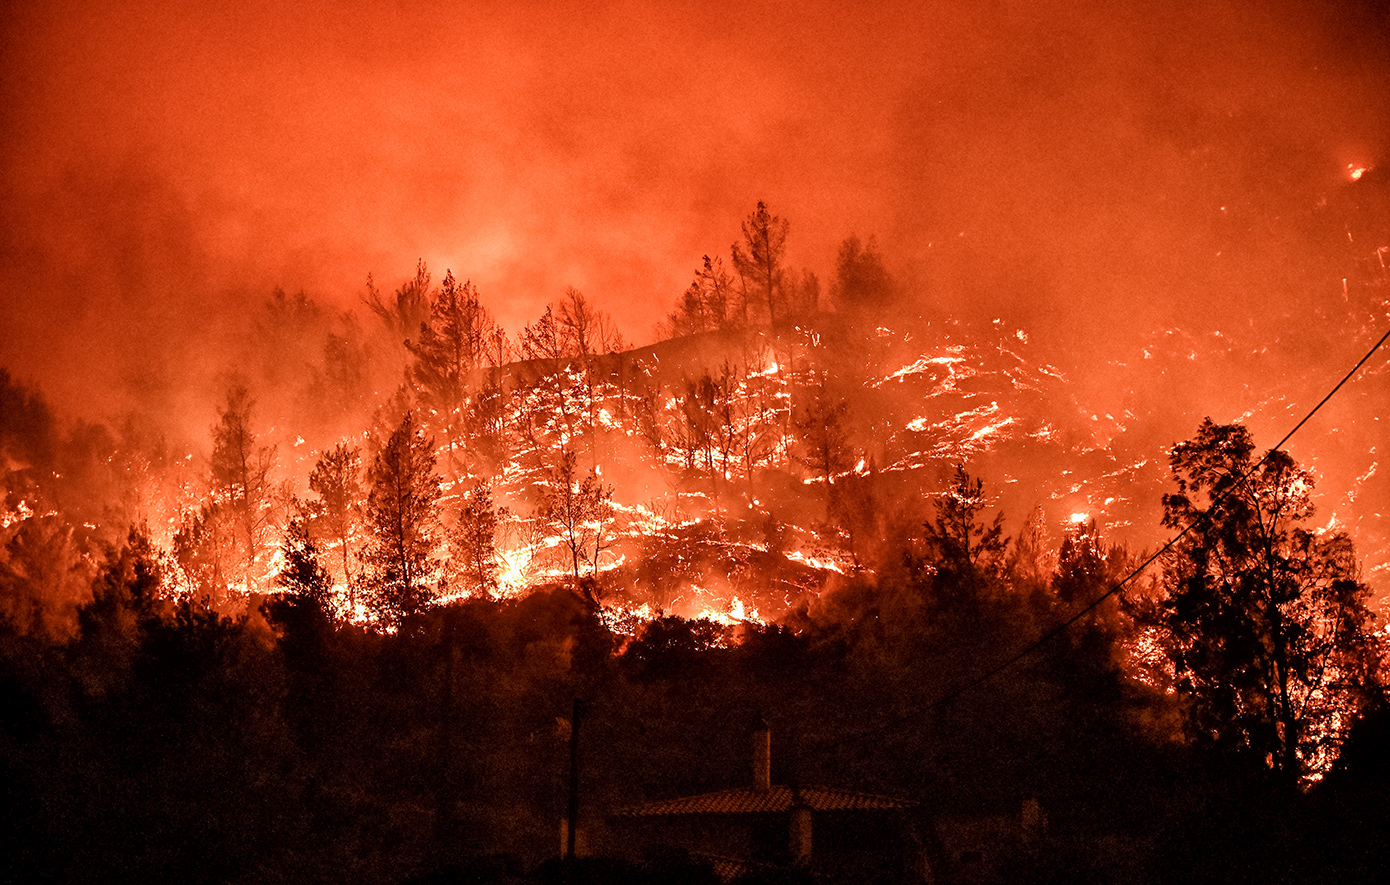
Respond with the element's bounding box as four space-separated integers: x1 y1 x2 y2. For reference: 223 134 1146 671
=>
813 322 1390 755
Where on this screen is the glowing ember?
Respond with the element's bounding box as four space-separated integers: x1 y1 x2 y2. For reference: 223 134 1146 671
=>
693 595 763 627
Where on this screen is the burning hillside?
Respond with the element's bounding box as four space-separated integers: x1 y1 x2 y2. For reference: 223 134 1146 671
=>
5 251 1388 636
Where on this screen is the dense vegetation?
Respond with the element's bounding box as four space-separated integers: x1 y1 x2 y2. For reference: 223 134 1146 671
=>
2 204 1387 883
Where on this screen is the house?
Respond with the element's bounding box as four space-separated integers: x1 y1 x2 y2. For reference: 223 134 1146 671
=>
611 717 930 882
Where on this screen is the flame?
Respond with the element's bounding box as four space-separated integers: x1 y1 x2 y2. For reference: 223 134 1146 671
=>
496 549 531 594
785 549 847 574
692 594 763 627
2 499 36 528
877 352 967 387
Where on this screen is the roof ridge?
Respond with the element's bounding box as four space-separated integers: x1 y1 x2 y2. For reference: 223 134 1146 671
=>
614 782 914 817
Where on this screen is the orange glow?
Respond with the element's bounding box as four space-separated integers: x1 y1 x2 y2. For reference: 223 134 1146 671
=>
0 0 1387 629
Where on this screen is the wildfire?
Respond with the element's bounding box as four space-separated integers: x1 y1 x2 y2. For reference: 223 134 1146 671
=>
876 352 967 387
598 599 658 638
496 549 532 595
2 499 36 528
785 549 848 574
691 594 763 628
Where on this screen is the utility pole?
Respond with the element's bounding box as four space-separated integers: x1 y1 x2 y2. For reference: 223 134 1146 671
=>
566 698 585 865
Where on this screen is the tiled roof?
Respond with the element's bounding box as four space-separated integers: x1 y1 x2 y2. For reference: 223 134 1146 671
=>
616 784 914 817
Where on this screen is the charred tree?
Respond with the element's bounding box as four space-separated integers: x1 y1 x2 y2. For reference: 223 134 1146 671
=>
667 254 739 336
540 449 614 587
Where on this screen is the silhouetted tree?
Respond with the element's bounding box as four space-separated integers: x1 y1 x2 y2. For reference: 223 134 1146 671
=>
463 375 511 476
674 368 739 501
363 411 441 626
826 469 887 570
520 304 569 363
171 501 235 603
406 270 504 479
541 450 614 586
921 465 1007 598
255 287 327 394
450 481 503 598
0 511 93 638
208 385 276 590
733 338 784 479
1054 517 1129 607
261 520 336 731
558 287 624 364
365 259 432 345
668 255 738 335
276 515 333 614
621 615 732 681
518 305 586 450
732 201 789 326
1149 419 1385 782
0 368 57 481
1008 505 1057 601
791 381 854 488
314 315 370 420
559 287 625 461
308 442 363 601
833 236 894 314
70 526 169 698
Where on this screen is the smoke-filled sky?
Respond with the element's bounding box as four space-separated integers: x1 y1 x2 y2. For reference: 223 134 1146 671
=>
2 0 1388 419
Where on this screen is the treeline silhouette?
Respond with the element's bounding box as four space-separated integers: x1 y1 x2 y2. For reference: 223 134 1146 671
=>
2 457 1386 883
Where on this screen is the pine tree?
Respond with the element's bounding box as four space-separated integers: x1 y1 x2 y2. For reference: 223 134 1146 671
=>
307 443 362 598
667 255 737 336
208 385 276 591
921 464 1007 599
792 381 854 487
362 411 441 627
520 304 569 363
833 235 894 315
1007 505 1057 600
406 271 504 479
450 481 503 598
1054 518 1127 606
731 201 789 326
364 259 432 345
275 515 333 614
172 502 234 604
519 296 620 458
71 526 168 698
